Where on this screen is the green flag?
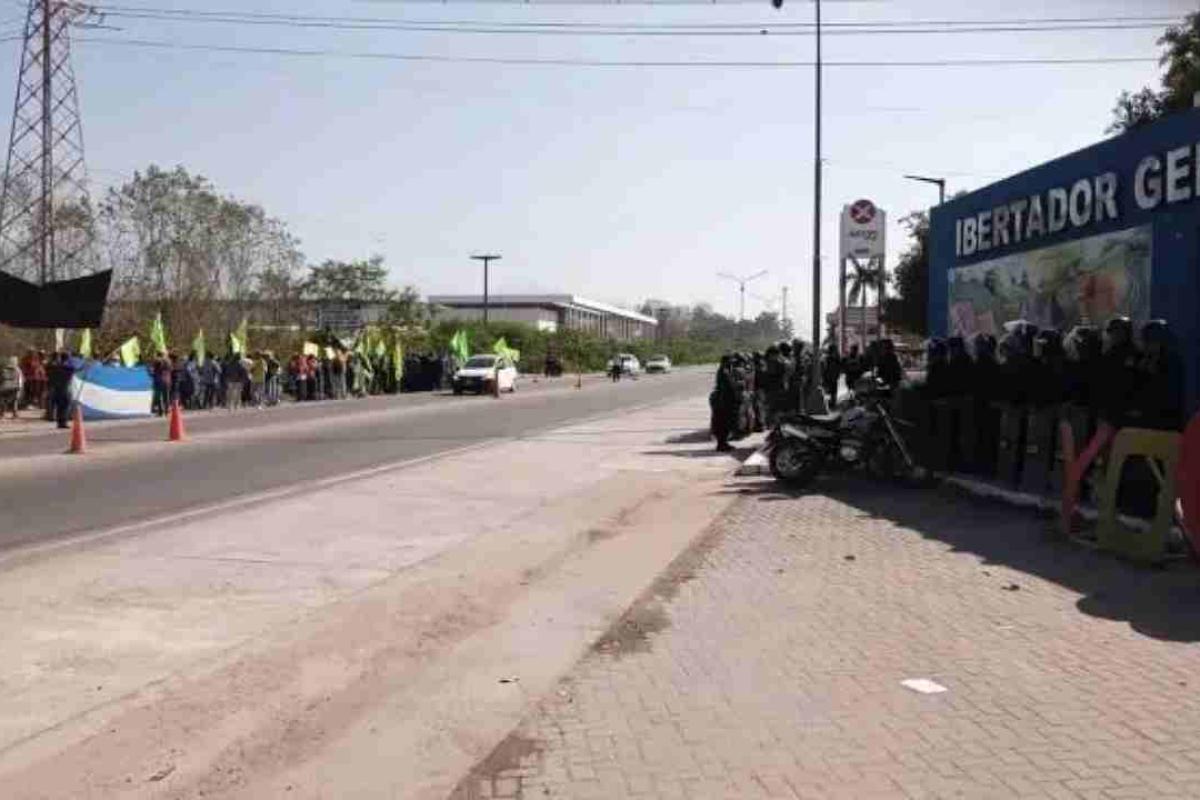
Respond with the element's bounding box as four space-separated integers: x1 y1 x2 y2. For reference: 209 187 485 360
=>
449 329 470 364
192 329 206 365
229 318 248 355
393 340 404 383
78 329 92 358
492 337 520 365
117 336 141 367
148 312 168 356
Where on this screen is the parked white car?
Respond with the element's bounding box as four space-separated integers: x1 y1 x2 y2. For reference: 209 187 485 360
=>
609 353 641 376
644 355 672 374
452 354 518 395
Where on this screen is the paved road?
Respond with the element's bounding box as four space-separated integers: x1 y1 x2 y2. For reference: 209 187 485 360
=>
0 369 712 553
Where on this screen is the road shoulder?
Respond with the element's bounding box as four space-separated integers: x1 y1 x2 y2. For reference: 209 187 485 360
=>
0 393 741 799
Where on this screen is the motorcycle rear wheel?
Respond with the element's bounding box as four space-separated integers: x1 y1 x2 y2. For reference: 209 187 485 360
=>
770 439 823 488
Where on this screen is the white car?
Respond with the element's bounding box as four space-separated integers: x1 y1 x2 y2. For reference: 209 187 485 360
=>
644 355 672 374
452 354 518 395
614 352 643 376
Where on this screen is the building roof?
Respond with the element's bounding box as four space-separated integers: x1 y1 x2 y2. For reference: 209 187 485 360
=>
427 293 658 325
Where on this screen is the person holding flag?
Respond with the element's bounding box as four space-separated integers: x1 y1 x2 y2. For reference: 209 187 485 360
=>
117 336 141 368
229 318 248 357
149 313 168 356
449 330 470 370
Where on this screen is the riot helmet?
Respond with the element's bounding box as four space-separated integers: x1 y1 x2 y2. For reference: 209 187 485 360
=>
971 333 997 362
1102 316 1133 353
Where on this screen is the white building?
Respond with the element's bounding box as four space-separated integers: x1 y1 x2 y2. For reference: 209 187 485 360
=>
427 294 657 340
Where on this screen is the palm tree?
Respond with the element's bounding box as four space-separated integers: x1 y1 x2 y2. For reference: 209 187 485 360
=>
845 260 883 349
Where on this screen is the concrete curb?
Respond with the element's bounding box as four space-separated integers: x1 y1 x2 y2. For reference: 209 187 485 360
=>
735 446 770 477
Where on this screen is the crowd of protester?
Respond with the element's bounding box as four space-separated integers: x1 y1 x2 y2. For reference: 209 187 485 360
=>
0 345 463 425
0 350 85 428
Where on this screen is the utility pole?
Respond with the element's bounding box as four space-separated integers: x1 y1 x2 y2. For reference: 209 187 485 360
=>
0 0 100 285
717 270 768 323
781 286 788 334
470 253 501 326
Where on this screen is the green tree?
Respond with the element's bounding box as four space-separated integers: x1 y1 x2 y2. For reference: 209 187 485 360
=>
304 255 393 302
384 285 427 327
885 211 930 336
98 164 303 339
1109 12 1200 133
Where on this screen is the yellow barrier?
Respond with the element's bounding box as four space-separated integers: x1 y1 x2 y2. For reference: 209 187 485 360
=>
1096 428 1181 563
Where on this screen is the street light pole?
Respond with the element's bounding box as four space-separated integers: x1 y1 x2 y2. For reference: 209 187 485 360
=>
717 270 769 323
771 0 824 411
903 174 947 206
470 254 501 326
811 0 823 368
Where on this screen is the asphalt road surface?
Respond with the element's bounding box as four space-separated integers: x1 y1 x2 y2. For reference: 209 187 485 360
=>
0 369 712 553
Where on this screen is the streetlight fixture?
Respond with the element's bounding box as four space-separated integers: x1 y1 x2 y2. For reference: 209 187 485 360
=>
718 270 768 322
470 254 501 325
904 174 947 205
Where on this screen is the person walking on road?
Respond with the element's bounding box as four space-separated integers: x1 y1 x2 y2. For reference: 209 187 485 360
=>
842 344 864 394
183 352 200 409
222 354 245 411
150 353 172 416
265 352 281 406
0 355 22 419
820 342 842 403
250 352 267 409
710 354 742 453
45 351 75 429
21 349 46 412
200 356 221 410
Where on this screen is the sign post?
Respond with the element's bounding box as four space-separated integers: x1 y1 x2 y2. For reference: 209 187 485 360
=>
838 199 887 353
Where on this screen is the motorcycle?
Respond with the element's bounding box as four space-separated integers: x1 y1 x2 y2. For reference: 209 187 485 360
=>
766 381 917 488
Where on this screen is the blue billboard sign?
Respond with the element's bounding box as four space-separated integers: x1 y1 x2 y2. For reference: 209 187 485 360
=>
929 108 1200 412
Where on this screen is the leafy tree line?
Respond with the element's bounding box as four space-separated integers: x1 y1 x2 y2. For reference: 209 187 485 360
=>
1 163 775 364
1108 12 1200 134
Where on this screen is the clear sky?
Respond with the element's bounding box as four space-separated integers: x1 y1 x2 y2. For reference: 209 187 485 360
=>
0 0 1189 332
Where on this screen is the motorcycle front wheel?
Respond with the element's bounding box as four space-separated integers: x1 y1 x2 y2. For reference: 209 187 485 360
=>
770 438 823 488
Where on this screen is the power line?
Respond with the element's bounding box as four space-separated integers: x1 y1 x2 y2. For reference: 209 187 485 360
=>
88 5 1180 35
72 36 1160 68
86 9 1176 37
90 4 1179 28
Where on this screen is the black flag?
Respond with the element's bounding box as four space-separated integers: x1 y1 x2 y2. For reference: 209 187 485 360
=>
0 270 112 328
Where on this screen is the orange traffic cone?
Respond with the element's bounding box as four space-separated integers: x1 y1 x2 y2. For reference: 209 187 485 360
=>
67 405 86 455
168 400 186 442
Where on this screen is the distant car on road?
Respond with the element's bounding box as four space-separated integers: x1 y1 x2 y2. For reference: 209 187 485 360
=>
452 354 518 395
644 355 672 374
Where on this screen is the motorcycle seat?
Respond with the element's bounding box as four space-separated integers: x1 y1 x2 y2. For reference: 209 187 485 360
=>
799 412 842 427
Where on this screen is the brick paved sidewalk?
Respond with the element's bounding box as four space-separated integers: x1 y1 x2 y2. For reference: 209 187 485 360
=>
451 477 1200 800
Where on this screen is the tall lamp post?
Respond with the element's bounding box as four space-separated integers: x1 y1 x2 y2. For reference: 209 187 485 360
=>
470 254 501 326
772 0 824 410
717 270 768 322
904 174 946 206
